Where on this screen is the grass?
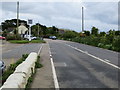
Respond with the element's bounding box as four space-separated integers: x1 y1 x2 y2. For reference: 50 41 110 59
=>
30 40 46 43
9 40 46 44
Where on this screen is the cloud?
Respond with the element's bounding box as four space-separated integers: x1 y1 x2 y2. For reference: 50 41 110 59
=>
0 1 118 32
84 2 118 25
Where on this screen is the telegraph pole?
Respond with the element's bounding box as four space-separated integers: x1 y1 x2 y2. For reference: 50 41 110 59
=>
82 7 84 32
17 1 19 34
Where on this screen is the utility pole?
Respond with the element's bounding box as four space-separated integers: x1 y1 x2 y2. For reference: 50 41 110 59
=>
82 7 84 32
17 1 19 34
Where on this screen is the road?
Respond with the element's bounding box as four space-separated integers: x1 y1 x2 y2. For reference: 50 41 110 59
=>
47 39 119 88
1 43 42 67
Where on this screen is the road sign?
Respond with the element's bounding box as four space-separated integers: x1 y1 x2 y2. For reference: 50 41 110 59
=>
28 19 32 24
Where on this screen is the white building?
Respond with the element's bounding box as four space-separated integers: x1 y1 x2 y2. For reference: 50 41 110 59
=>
18 23 28 35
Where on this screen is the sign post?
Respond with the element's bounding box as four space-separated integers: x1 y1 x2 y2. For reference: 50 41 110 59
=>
28 19 32 41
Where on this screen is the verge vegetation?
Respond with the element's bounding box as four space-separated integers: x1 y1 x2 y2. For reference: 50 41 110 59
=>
59 27 120 52
25 56 43 89
8 40 46 44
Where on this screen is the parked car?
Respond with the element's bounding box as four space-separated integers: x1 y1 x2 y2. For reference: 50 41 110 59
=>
24 35 37 40
49 36 57 40
0 61 6 74
0 36 6 40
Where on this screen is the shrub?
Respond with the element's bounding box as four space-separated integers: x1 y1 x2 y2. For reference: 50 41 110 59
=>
35 56 43 68
6 34 22 40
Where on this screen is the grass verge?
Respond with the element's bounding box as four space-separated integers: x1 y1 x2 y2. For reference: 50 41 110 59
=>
25 56 43 89
9 40 46 44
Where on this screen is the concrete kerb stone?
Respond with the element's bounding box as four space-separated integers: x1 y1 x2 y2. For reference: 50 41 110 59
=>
0 52 38 89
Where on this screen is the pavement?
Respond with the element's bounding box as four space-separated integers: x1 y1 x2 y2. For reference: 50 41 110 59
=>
30 43 54 88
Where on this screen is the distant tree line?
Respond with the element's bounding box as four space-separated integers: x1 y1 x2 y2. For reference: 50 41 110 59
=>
1 19 120 52
1 19 59 38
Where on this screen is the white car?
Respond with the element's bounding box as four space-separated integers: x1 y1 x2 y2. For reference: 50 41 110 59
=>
24 35 37 40
49 36 57 40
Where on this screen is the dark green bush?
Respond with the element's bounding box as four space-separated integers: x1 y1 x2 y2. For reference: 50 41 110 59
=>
6 34 22 40
63 35 120 52
112 36 120 52
35 56 43 68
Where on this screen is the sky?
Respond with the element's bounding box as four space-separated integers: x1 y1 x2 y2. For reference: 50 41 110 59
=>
0 0 118 32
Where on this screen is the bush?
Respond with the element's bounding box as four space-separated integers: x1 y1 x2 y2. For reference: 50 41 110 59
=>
112 36 120 52
35 56 43 68
6 34 22 40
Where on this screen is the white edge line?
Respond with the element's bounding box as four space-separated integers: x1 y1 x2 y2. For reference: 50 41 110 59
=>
48 43 59 90
37 44 43 55
50 58 60 90
66 44 120 70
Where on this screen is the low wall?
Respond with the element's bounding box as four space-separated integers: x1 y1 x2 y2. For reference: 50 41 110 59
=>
0 52 37 89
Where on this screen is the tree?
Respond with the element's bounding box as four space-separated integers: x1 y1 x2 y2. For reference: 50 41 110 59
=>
99 32 106 36
63 30 78 38
31 25 38 36
84 31 90 36
115 31 120 36
1 19 29 31
91 26 99 36
48 26 58 35
2 30 8 37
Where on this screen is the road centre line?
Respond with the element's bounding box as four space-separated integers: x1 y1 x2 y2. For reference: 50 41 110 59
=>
48 43 59 90
65 44 120 70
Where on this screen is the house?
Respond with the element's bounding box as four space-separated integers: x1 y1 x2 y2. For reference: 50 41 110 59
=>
58 29 65 34
18 23 28 35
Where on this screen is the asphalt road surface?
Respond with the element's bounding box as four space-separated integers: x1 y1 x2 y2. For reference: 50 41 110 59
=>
1 43 42 67
48 39 119 89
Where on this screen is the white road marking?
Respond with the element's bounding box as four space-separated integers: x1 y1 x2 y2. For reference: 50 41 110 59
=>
54 62 67 67
66 44 120 70
48 43 59 90
50 58 59 90
37 44 43 55
64 63 67 67
104 59 110 62
84 51 88 54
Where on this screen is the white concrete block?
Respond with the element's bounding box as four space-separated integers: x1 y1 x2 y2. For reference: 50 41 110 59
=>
1 52 38 89
2 73 26 88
